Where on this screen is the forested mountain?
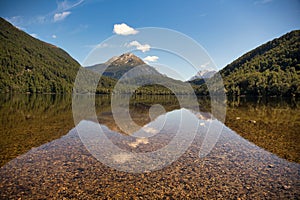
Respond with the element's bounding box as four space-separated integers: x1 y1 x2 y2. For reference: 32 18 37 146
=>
0 18 115 94
220 30 300 96
0 18 81 93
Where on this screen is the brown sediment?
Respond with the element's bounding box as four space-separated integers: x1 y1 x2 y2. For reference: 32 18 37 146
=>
225 100 300 163
0 123 299 199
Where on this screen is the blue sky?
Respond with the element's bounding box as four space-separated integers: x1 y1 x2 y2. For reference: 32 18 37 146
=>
1 0 300 80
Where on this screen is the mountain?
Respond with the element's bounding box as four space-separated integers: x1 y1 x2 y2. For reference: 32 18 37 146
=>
86 53 204 95
86 53 162 80
188 70 217 88
220 30 300 96
192 30 300 97
0 18 80 93
189 70 216 81
0 18 115 94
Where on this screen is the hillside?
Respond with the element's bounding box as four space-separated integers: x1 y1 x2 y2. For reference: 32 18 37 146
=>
0 18 115 94
220 30 300 96
0 18 80 93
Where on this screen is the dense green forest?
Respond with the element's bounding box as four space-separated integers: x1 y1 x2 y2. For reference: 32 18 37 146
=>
220 30 300 96
0 18 81 93
190 30 300 96
0 18 116 94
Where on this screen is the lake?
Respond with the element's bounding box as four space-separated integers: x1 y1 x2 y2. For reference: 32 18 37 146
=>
0 94 299 199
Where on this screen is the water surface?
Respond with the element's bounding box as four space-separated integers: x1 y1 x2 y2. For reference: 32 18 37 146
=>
0 94 299 166
0 95 299 198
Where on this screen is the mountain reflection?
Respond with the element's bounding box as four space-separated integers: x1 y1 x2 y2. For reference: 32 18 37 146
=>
0 94 299 167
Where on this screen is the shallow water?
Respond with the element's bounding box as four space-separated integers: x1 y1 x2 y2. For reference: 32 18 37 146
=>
0 94 299 166
0 94 299 198
225 97 300 163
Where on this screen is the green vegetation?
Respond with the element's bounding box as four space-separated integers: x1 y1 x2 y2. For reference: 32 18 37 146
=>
188 78 205 86
0 18 81 93
0 18 118 94
220 30 300 97
115 74 199 95
191 30 300 97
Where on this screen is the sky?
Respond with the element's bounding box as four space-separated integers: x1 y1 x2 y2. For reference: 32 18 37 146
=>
1 0 300 80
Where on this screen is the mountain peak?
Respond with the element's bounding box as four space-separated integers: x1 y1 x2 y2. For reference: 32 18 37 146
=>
86 53 163 80
109 52 145 67
189 70 216 81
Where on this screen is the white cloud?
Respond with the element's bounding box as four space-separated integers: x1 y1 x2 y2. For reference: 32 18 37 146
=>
57 0 84 11
52 34 57 39
113 23 138 35
53 11 71 22
144 56 159 62
199 61 210 68
128 41 150 52
30 33 38 38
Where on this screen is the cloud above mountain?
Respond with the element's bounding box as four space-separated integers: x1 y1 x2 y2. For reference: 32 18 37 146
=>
144 56 159 62
113 23 138 35
57 0 84 11
128 41 150 52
